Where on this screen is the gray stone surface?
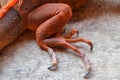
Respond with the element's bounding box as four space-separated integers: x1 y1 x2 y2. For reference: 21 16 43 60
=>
0 0 120 80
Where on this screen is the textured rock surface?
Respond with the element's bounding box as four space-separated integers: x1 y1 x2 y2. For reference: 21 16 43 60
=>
0 0 120 80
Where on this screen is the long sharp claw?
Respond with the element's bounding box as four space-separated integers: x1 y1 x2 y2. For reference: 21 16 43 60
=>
48 64 57 71
90 43 93 52
83 68 91 79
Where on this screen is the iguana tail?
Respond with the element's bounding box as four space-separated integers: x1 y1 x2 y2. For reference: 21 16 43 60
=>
0 8 24 50
0 0 19 19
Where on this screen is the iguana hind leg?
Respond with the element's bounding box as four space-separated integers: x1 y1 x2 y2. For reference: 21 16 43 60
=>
43 36 92 78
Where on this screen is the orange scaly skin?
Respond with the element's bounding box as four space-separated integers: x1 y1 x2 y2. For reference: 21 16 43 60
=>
0 0 93 78
0 0 19 19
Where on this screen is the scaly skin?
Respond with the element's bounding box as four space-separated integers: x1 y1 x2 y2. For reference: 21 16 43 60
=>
0 8 23 49
0 0 93 79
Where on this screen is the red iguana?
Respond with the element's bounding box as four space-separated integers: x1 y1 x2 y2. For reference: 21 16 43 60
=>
0 0 92 78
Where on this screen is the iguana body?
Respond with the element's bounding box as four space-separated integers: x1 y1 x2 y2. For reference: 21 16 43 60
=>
0 0 92 78
0 0 88 49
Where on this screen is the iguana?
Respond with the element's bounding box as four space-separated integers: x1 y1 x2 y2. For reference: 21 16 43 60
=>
0 0 92 78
